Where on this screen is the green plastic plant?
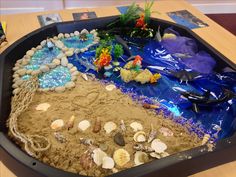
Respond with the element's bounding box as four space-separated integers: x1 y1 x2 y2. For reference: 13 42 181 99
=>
113 44 124 59
144 0 154 24
120 2 140 25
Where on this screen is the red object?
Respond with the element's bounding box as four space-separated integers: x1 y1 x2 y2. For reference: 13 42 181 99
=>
136 14 147 30
133 55 143 66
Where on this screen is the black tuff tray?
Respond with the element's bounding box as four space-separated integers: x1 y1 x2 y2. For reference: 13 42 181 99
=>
1 16 236 177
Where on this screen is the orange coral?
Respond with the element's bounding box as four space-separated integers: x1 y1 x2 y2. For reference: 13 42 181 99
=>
94 48 112 70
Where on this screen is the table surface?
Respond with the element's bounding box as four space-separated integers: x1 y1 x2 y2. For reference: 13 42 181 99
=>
0 0 236 177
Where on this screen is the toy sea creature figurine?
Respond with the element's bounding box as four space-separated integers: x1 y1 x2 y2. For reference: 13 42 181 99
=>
114 35 132 57
173 87 236 113
131 55 143 71
75 55 96 72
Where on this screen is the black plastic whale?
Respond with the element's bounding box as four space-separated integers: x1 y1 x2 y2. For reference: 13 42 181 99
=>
174 87 236 113
114 35 132 57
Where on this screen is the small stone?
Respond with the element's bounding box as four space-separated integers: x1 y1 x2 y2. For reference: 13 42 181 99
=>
40 40 46 46
17 69 26 76
53 36 58 40
40 65 50 73
13 73 19 78
67 63 73 69
65 81 75 89
21 59 30 66
58 33 64 39
99 143 108 151
65 33 70 38
62 47 68 52
31 47 37 51
31 70 41 76
55 86 66 93
71 76 77 81
52 59 60 65
65 50 74 57
36 103 51 111
114 132 125 146
15 79 24 86
81 29 89 34
74 31 80 36
13 66 19 71
70 33 74 37
13 88 21 95
70 67 77 73
26 70 32 75
55 40 64 49
12 83 18 89
48 63 57 69
61 57 68 66
72 71 79 76
36 45 43 50
57 53 65 59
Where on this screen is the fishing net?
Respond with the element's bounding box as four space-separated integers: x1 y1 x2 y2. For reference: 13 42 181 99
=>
8 76 50 157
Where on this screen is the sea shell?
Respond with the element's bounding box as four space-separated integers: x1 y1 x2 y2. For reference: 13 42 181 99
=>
81 73 88 81
51 119 64 130
133 144 154 153
36 103 51 111
149 152 161 159
54 132 66 143
160 152 170 158
130 122 143 132
133 131 146 143
159 127 174 137
92 148 108 166
79 138 94 146
93 117 101 133
120 120 126 132
113 149 130 167
114 132 125 146
78 120 91 131
105 84 116 91
151 139 167 153
80 151 94 170
104 121 117 134
66 115 75 130
102 156 115 169
202 134 211 145
148 125 157 143
134 151 149 166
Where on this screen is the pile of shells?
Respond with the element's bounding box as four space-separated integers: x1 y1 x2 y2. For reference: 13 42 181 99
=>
12 29 100 94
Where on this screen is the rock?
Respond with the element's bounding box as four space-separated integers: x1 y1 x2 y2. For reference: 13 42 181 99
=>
55 86 66 93
31 70 41 76
15 79 24 86
36 45 42 50
13 66 19 71
62 47 68 52
55 40 64 49
53 36 58 40
81 29 89 34
52 59 60 65
70 67 77 72
61 57 68 66
17 69 26 76
40 65 50 73
48 63 56 69
114 132 125 146
70 33 74 37
13 73 19 78
31 47 37 51
71 76 77 81
58 33 64 39
65 81 75 89
74 31 80 36
26 50 34 57
57 53 65 59
26 70 32 75
67 63 73 69
40 40 46 46
72 71 79 76
65 50 74 57
21 59 30 66
13 88 21 95
12 83 18 89
64 33 70 38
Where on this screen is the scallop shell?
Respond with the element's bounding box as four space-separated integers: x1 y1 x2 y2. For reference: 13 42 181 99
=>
149 152 161 159
160 152 170 158
130 122 143 132
151 139 167 153
92 148 107 166
102 156 115 169
113 149 130 167
36 103 51 111
134 151 149 166
202 134 210 145
133 131 146 143
159 127 173 137
104 121 117 134
78 120 91 131
51 119 64 130
105 84 116 91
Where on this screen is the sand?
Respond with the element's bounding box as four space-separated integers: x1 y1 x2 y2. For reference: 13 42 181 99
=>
16 74 201 176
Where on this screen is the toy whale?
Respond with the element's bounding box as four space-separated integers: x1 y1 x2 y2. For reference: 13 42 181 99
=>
173 87 236 113
114 35 132 57
75 54 96 72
